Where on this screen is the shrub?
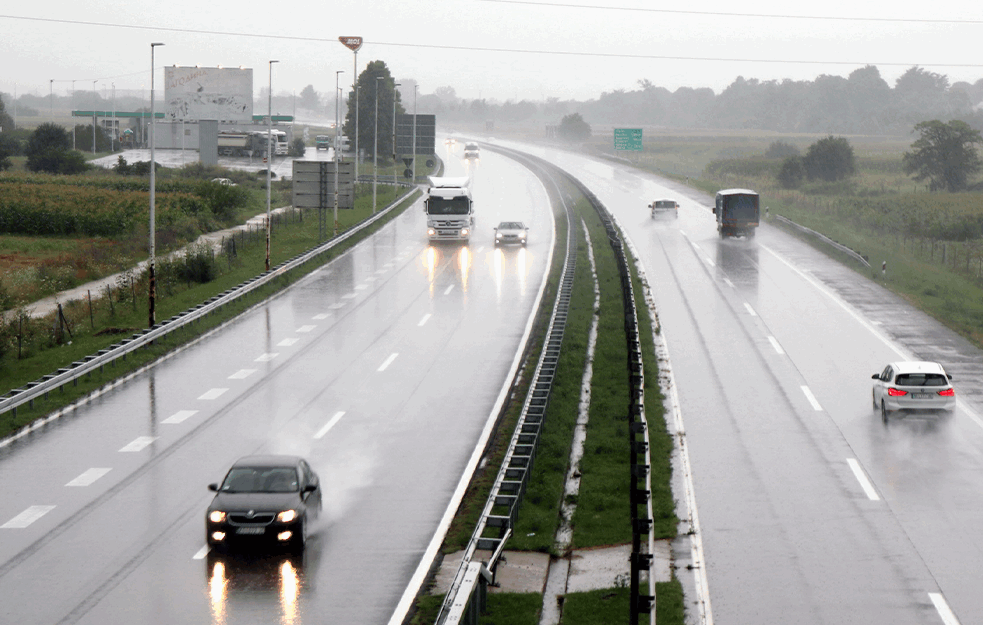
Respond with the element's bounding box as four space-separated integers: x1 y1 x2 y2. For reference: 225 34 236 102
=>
777 156 805 189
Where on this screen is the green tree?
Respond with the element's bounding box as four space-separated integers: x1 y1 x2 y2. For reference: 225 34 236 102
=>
25 122 89 174
765 141 799 159
299 85 319 110
802 135 855 182
558 113 591 142
902 119 983 192
288 137 306 158
777 156 806 189
341 60 404 162
0 94 14 133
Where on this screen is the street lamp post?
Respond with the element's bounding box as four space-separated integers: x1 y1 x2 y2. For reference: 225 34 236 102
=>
334 70 344 237
49 80 53 121
392 82 401 166
71 80 76 151
266 60 279 272
111 83 116 152
412 84 418 183
148 42 164 329
92 80 98 154
373 76 383 213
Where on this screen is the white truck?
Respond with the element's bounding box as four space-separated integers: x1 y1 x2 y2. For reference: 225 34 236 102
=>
425 176 474 242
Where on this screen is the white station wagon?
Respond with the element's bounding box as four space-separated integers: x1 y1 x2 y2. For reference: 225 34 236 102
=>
871 361 955 421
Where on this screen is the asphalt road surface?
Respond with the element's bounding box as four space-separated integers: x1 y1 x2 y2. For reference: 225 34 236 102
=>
0 142 554 625
492 139 983 625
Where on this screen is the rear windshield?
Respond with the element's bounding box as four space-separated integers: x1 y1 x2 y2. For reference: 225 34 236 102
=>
895 373 948 387
654 201 676 208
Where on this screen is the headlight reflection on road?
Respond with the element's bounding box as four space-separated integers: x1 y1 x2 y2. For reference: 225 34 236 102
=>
423 246 440 298
209 560 228 625
279 559 300 625
457 246 472 294
493 248 504 300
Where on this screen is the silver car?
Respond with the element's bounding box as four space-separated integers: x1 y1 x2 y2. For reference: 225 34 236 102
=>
871 361 955 422
494 221 528 246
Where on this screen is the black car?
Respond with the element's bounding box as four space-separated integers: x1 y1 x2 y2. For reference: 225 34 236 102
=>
206 455 322 553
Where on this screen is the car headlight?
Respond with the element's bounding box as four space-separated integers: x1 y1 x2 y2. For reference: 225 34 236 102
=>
518 232 526 239
461 228 470 236
277 510 298 523
209 511 227 523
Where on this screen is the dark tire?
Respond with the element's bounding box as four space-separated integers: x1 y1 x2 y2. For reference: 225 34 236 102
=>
290 521 306 554
872 391 878 410
880 401 889 424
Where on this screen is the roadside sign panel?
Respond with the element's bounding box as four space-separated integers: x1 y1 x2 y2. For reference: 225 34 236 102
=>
292 161 355 209
396 114 436 155
613 128 643 151
339 36 363 52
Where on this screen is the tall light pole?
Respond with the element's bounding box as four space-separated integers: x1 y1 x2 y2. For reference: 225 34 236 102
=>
373 76 382 213
71 79 76 150
354 50 358 182
334 70 344 237
49 79 53 121
92 80 98 154
266 60 279 272
148 42 164 329
412 84 418 183
111 83 116 152
392 82 401 168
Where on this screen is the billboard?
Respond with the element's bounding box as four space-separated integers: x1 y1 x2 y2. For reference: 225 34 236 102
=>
396 114 436 156
164 66 253 122
292 161 355 209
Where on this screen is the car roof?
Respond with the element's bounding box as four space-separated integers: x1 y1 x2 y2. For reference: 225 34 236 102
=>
890 361 947 374
230 455 304 468
497 221 525 228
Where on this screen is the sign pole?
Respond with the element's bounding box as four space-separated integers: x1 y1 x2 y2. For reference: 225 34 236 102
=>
339 37 363 184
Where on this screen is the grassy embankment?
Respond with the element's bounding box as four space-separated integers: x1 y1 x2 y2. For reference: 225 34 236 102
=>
0 168 416 437
411 181 683 624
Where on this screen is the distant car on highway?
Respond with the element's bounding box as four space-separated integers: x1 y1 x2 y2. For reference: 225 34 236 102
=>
206 455 322 553
871 361 955 422
649 198 679 218
464 142 480 159
210 178 236 186
494 221 528 246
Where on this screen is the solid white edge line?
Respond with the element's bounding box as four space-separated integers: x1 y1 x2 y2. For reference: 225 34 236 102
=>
418 313 432 327
801 385 823 411
314 411 346 440
620 216 714 625
767 336 785 355
846 458 881 501
929 592 962 625
386 167 556 625
377 353 399 372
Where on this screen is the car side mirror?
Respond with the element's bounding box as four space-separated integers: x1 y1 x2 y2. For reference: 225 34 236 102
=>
208 483 219 492
871 374 880 380
947 374 953 380
303 484 317 493
712 207 717 215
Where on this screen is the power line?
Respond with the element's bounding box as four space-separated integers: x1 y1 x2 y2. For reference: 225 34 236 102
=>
3 12 983 72
477 0 983 25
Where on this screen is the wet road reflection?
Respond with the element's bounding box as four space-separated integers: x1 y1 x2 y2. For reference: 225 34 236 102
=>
207 552 307 625
715 237 759 295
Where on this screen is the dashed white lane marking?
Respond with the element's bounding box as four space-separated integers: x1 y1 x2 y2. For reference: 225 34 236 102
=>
342 293 357 299
419 313 432 327
193 545 209 560
376 268 388 274
163 410 199 425
378 353 399 372
314 411 346 440
767 336 785 355
228 369 256 380
929 592 961 625
198 388 229 401
723 278 735 288
443 285 455 295
254 353 279 362
313 313 330 320
119 436 157 452
66 468 111 487
355 284 368 291
846 459 880 501
329 303 346 310
296 325 316 333
2 505 56 529
801 386 823 411
744 302 757 317
365 276 378 282
278 338 299 347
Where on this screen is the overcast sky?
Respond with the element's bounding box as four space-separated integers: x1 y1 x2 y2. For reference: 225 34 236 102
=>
2 0 983 105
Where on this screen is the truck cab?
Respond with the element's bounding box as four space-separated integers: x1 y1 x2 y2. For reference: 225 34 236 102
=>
713 189 759 238
425 176 474 242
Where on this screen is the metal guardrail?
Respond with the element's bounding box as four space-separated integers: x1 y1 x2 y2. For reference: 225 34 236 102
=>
772 214 871 269
0 186 421 422
435 148 577 625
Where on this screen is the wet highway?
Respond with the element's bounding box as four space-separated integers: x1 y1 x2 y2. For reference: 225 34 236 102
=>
492 140 983 624
0 144 554 624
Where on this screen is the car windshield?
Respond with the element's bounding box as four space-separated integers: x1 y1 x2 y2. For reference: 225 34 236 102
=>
895 373 948 387
221 467 299 493
427 197 470 215
654 201 675 208
498 222 522 229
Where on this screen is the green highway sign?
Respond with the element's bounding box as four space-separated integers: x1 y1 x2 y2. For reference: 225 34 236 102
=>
613 128 643 151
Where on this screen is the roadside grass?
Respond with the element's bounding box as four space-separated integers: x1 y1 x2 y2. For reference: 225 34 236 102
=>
0 186 416 438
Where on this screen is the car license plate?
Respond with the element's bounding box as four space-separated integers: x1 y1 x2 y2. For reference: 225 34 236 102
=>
912 393 931 399
236 527 265 535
